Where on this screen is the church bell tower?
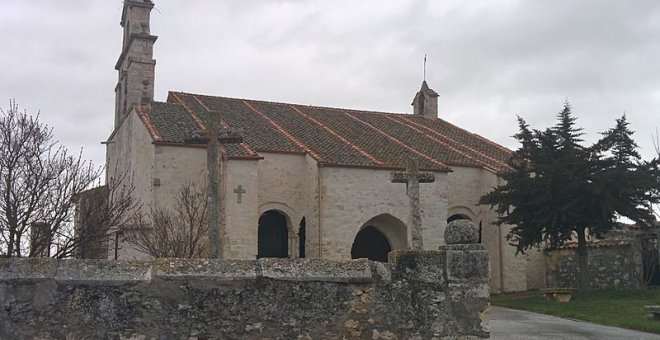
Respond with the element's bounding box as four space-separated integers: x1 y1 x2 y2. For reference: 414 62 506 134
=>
114 0 157 128
412 81 439 118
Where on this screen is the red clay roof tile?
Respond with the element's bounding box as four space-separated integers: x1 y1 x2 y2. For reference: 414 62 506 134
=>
142 92 512 172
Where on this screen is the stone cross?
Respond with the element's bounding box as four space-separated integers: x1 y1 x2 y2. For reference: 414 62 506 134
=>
391 156 435 250
185 111 243 259
233 185 246 203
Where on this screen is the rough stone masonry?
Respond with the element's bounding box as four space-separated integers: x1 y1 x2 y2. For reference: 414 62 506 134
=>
0 220 490 339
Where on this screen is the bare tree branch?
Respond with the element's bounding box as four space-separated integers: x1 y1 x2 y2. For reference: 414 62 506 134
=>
125 182 208 258
73 161 142 259
0 100 108 258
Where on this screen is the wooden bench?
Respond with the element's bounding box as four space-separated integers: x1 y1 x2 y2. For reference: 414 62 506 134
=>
540 288 575 303
644 305 660 320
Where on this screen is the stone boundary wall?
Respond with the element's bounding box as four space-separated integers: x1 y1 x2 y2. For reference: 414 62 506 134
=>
545 243 641 290
0 250 490 339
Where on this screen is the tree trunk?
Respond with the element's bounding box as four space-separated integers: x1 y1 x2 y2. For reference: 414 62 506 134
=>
576 227 589 291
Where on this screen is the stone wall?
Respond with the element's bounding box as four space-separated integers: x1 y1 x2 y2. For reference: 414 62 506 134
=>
545 241 642 289
106 108 156 260
524 249 546 290
224 159 261 259
257 152 309 258
0 250 490 339
320 166 447 259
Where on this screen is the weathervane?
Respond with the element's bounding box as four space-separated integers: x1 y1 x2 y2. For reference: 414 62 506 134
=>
423 54 427 81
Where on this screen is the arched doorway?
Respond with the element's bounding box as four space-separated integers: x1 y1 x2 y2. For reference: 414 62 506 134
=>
447 214 471 223
350 214 407 262
257 210 289 258
351 226 391 262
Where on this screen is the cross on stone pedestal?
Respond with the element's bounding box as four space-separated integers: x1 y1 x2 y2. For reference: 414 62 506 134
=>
185 111 243 259
233 185 246 203
391 156 436 250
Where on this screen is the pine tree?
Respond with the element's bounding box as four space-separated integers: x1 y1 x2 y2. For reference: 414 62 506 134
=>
480 103 660 290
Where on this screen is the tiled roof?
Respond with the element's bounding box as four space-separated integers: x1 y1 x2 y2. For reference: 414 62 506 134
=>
136 92 513 172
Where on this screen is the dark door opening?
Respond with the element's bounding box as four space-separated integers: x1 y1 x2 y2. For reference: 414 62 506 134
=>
258 210 288 258
298 217 306 258
447 214 471 223
351 225 391 262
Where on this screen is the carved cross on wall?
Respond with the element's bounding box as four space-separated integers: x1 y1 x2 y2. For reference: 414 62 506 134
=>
184 110 244 259
233 185 246 203
391 156 436 250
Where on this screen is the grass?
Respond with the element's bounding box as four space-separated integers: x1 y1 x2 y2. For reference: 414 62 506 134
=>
491 288 660 334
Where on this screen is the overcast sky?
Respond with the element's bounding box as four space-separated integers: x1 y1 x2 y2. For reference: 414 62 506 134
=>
1 0 659 171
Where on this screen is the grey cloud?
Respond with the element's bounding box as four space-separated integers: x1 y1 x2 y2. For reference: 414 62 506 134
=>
0 0 658 172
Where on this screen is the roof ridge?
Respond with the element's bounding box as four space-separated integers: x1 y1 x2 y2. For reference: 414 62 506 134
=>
241 100 322 161
385 114 496 172
395 115 510 171
169 90 417 117
169 91 511 155
420 114 513 155
161 91 512 169
192 94 214 114
171 92 207 130
169 92 511 155
470 130 513 155
136 106 161 141
340 109 450 171
191 94 259 156
288 104 385 166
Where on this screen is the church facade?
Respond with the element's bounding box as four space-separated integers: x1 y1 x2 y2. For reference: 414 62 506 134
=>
106 0 536 293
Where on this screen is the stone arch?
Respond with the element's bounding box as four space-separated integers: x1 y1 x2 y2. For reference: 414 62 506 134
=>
257 210 289 258
448 214 472 223
351 214 408 262
447 206 476 223
259 202 297 223
258 202 299 258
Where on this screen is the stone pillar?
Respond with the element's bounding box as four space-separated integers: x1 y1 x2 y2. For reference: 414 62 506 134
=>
390 156 436 250
388 219 490 338
441 219 491 337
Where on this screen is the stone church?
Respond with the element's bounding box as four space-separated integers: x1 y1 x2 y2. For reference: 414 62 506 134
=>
106 0 537 293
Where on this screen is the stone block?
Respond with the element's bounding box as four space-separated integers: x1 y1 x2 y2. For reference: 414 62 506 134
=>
439 244 485 251
392 250 446 284
387 249 407 263
55 259 152 285
0 258 57 282
153 258 257 282
644 305 660 320
446 249 489 283
448 282 490 299
258 258 372 283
